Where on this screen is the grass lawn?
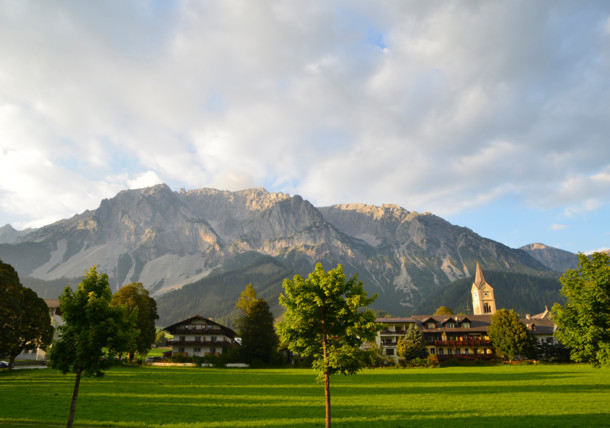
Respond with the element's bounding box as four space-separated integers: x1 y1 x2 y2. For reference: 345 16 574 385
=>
0 364 609 427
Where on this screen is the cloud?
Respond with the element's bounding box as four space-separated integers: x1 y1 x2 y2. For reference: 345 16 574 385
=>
550 224 567 231
1 0 610 239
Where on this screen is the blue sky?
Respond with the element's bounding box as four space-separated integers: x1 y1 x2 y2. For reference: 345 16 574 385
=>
1 1 609 254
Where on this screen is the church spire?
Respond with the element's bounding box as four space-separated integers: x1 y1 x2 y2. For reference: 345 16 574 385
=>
474 259 486 288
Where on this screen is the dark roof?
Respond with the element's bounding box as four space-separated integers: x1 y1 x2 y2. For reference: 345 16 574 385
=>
376 317 418 323
164 315 237 338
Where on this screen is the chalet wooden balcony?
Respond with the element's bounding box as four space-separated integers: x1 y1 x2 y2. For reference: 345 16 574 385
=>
432 339 492 347
168 328 224 335
167 339 237 347
379 329 406 335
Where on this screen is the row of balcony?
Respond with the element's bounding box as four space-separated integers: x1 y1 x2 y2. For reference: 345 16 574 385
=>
381 339 492 347
167 339 237 347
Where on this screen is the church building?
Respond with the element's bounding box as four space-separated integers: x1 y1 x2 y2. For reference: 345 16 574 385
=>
471 260 497 315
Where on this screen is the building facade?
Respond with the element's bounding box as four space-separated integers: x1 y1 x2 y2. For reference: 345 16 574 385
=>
375 262 556 362
164 315 239 357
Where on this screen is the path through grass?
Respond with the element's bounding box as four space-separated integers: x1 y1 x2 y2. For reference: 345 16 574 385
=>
0 364 609 427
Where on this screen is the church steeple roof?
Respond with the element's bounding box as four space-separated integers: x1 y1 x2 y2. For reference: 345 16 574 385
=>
474 260 486 288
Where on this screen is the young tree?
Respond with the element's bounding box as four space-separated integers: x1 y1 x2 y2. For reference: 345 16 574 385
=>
278 263 380 428
0 260 53 369
487 309 532 361
111 282 159 360
552 252 610 367
49 266 136 428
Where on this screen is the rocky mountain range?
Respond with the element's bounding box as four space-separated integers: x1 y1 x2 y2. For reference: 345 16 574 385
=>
0 184 578 325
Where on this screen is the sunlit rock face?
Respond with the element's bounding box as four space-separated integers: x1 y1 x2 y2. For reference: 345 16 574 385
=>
1 184 550 315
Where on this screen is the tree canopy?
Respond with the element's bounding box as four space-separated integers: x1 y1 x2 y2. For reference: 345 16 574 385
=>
278 263 380 428
434 306 454 315
111 282 159 359
50 266 137 428
552 252 610 367
487 308 532 361
0 260 53 369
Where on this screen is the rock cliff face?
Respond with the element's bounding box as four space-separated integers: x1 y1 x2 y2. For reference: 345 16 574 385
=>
0 185 552 318
519 243 578 272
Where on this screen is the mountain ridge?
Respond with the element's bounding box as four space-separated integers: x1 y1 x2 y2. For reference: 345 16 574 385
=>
0 184 575 324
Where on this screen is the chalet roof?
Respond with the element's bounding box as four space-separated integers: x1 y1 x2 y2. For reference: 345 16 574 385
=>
375 317 418 323
44 299 60 308
164 315 237 338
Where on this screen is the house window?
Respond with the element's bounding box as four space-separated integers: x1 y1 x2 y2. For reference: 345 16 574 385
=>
438 348 444 356
386 349 394 356
455 348 461 355
211 336 217 342
429 348 435 355
464 348 469 355
179 336 185 342
447 348 452 356
427 322 435 329
462 322 470 329
446 322 454 328
210 347 216 354
195 336 201 342
194 347 201 353
178 347 185 353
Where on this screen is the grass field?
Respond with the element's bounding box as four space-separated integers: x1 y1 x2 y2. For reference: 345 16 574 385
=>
1 364 609 427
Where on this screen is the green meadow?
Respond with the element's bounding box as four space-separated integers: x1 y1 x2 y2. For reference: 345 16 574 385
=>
1 364 609 427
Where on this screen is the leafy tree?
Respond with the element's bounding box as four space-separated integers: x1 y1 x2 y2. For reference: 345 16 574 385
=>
49 266 137 428
0 260 53 369
434 306 454 315
397 323 428 362
487 309 532 361
552 252 610 367
111 282 159 360
278 263 380 428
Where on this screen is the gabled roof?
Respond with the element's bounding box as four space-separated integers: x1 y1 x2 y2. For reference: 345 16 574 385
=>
164 315 237 338
375 317 419 323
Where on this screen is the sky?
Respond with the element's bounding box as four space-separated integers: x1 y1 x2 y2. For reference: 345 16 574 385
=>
1 1 609 254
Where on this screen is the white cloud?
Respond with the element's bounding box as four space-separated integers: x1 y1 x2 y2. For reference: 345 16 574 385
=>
550 224 567 231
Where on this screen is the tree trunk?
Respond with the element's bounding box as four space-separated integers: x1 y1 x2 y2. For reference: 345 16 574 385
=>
322 333 331 428
325 369 331 428
67 366 82 428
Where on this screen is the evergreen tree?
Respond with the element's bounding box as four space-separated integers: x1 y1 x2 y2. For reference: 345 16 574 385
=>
399 323 428 361
239 298 278 365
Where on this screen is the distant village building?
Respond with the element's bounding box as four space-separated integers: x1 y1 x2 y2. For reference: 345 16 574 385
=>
376 262 556 362
164 315 239 357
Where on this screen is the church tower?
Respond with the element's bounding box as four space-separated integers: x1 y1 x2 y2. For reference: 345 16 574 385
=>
471 260 497 315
